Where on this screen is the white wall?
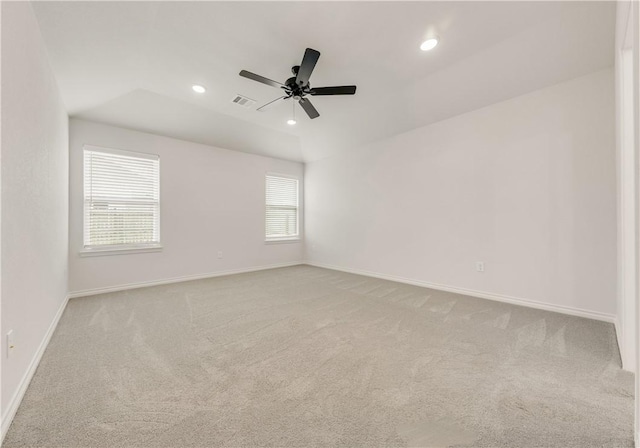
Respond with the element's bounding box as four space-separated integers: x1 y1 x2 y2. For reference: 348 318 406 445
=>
305 68 616 320
615 0 639 374
69 119 304 294
1 0 69 431
614 0 640 443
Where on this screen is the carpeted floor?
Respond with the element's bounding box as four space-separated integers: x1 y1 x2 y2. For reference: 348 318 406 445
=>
4 265 634 447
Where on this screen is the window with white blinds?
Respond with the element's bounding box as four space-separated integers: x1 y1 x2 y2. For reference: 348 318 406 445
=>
83 146 160 250
265 174 299 240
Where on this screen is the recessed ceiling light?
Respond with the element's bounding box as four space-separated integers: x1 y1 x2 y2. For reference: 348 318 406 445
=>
420 38 439 52
192 85 206 93
287 119 297 125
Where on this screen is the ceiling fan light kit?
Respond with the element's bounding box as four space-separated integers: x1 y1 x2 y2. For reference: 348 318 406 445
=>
239 48 357 120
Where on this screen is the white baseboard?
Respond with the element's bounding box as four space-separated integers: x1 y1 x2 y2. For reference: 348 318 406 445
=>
306 262 616 324
613 319 634 372
69 261 304 299
1 293 70 443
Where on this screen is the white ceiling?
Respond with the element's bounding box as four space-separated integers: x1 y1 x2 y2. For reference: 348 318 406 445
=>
32 1 615 163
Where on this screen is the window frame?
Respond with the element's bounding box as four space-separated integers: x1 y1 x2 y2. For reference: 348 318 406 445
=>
265 172 301 243
81 144 162 256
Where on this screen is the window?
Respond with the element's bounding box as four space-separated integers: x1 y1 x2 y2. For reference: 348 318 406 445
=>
83 146 160 252
265 174 299 241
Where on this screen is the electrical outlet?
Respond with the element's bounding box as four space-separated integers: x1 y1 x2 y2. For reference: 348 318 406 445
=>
476 262 485 272
6 330 15 358
217 251 223 259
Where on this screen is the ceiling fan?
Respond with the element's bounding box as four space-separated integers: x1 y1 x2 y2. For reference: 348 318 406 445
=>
239 48 356 120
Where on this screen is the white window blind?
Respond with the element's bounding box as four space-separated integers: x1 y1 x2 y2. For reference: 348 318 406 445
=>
265 175 299 240
84 146 160 250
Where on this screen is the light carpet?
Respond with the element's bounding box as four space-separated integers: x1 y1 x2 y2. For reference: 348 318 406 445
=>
4 265 634 447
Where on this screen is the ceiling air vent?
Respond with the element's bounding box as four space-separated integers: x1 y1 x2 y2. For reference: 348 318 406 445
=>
231 94 256 108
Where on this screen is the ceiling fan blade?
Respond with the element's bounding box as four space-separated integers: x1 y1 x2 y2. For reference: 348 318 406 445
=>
310 86 357 96
295 48 320 87
257 96 287 112
239 70 284 89
298 97 320 119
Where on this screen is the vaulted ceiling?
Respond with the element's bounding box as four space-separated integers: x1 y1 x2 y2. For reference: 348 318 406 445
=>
32 1 615 162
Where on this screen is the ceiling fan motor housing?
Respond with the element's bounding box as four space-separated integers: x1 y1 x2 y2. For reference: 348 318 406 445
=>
285 69 310 98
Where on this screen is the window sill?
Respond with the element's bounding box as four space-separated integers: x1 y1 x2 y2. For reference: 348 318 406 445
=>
265 238 301 245
79 246 163 257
